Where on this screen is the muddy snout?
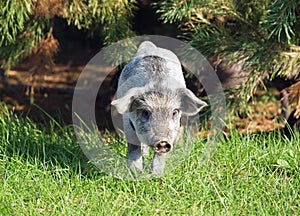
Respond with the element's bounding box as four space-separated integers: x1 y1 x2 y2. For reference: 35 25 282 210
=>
153 141 172 153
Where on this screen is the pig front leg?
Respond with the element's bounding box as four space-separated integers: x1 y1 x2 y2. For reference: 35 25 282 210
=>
141 143 149 156
151 152 167 175
128 143 143 172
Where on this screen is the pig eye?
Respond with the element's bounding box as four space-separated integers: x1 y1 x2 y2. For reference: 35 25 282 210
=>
139 109 150 120
172 109 179 118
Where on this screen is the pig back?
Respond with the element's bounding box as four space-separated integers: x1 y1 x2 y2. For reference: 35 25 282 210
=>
117 54 186 98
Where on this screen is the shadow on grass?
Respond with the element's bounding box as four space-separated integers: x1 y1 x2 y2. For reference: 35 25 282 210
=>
0 106 108 178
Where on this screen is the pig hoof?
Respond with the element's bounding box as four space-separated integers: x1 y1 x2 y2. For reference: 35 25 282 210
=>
128 160 143 173
151 168 164 176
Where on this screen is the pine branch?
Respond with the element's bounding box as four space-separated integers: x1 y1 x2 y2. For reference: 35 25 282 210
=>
0 0 137 70
262 0 298 44
0 0 32 46
156 0 300 108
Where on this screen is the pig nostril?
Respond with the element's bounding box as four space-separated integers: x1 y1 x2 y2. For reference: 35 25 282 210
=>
156 143 162 149
164 143 171 152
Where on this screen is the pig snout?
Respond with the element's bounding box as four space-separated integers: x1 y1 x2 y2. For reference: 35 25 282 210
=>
153 141 172 153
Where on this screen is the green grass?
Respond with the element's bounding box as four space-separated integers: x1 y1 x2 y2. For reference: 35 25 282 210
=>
0 106 299 215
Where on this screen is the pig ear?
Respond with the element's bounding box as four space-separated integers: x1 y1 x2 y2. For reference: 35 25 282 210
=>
135 41 157 58
177 88 207 116
111 87 144 114
138 41 156 51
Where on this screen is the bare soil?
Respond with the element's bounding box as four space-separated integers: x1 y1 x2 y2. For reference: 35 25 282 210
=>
0 56 285 134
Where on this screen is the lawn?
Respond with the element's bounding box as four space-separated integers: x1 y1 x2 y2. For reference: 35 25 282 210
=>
0 106 299 215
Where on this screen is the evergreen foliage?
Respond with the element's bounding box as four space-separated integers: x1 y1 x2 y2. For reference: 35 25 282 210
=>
156 0 300 102
0 0 136 70
0 0 299 107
